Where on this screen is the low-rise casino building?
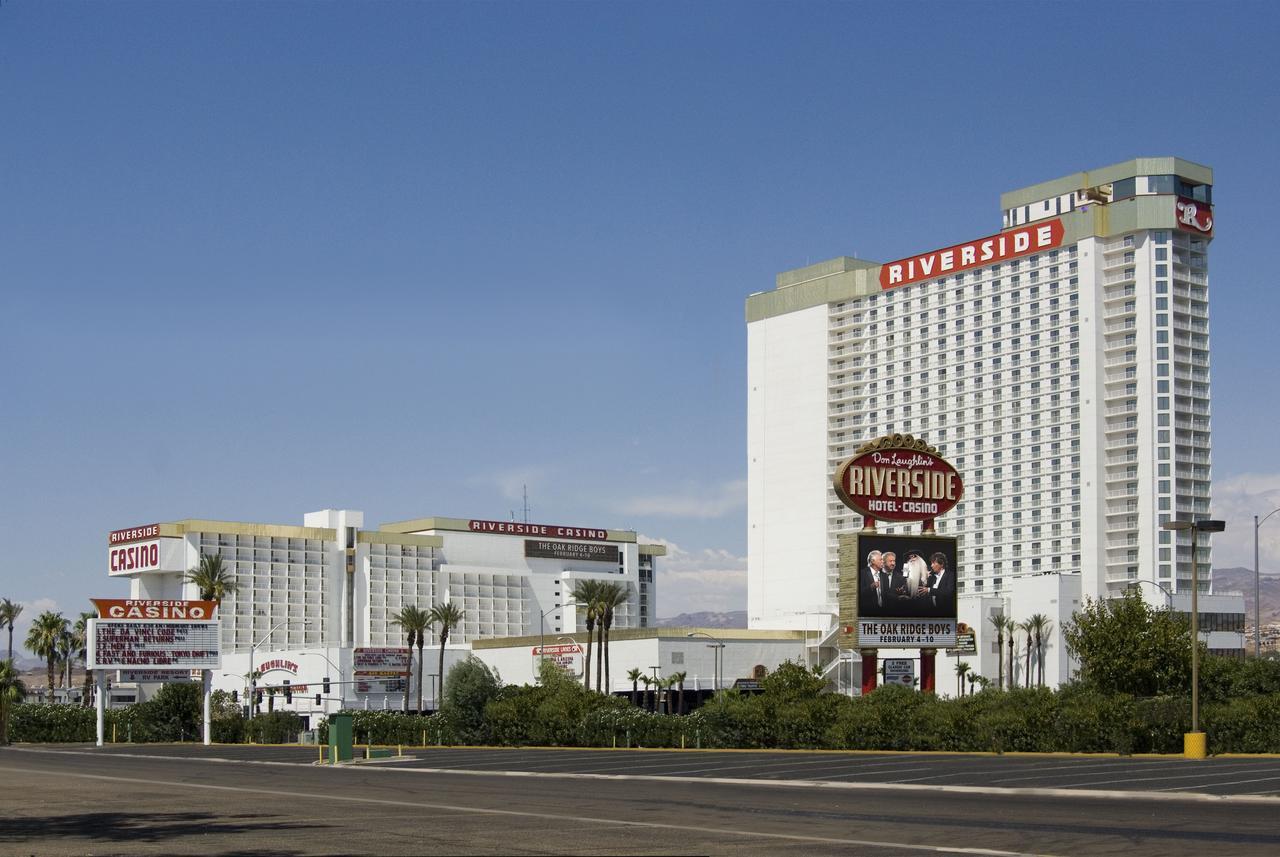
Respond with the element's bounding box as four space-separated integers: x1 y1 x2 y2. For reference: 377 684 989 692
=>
107 510 664 717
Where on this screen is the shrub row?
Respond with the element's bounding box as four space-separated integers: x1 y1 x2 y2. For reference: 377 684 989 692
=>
9 661 1280 755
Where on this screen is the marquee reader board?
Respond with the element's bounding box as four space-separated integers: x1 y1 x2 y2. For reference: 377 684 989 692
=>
848 533 959 648
87 599 219 747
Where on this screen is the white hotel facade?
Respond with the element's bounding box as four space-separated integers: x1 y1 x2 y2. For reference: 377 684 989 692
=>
108 510 662 715
747 157 1240 687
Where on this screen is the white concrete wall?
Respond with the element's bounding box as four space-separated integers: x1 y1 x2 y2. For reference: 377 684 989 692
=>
748 303 832 629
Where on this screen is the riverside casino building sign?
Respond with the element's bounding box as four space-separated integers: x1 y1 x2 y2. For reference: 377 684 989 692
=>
835 435 964 691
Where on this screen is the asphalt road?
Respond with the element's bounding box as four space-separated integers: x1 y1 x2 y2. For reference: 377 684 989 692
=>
4 744 1280 856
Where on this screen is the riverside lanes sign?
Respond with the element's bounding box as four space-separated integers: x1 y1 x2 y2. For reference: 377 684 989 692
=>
833 434 963 523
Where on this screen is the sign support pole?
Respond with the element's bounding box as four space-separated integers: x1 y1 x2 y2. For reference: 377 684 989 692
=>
202 669 212 745
861 649 878 695
920 648 936 694
95 670 106 747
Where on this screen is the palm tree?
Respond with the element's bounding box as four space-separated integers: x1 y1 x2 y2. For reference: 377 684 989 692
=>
597 583 629 696
671 671 687 715
639 675 653 712
428 602 464 700
183 553 239 602
25 611 67 697
75 611 95 706
56 628 76 689
391 605 433 712
1 599 23 662
569 580 602 691
1020 620 1035 688
967 672 979 696
627 667 643 707
1007 621 1017 689
1028 614 1053 687
954 661 971 698
990 615 1008 691
0 659 27 744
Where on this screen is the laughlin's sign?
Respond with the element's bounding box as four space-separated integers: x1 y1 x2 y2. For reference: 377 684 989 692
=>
879 220 1064 290
834 435 963 523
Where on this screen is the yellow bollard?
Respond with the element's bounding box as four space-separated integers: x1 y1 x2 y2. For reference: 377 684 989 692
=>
112 723 117 744
1184 732 1207 759
681 733 686 750
422 730 426 747
398 744 402 757
318 744 323 764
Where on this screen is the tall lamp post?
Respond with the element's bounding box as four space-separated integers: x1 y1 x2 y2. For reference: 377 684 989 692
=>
249 619 311 716
686 631 724 698
1130 579 1175 608
1162 518 1225 759
1255 509 1280 657
539 602 585 675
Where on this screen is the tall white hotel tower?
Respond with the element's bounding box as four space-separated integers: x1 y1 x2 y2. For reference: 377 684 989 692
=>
747 158 1224 687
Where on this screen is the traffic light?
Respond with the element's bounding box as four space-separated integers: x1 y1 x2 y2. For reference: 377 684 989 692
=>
283 680 292 703
323 676 331 694
315 693 322 706
231 689 238 704
255 690 263 705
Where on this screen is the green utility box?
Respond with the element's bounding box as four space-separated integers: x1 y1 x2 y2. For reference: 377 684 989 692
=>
329 713 354 763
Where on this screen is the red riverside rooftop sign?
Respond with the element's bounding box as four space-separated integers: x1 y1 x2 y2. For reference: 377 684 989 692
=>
879 220 1064 290
467 519 610 541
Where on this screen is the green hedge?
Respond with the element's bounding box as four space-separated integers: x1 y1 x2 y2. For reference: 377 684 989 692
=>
9 660 1280 755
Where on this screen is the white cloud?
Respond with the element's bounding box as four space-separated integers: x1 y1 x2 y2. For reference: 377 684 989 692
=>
1209 473 1280 571
616 480 747 520
640 535 746 615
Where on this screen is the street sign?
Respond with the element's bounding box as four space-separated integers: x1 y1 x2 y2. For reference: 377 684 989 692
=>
884 658 915 688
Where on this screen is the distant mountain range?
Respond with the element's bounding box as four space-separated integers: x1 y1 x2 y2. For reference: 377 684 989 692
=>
656 610 747 629
1213 566 1280 626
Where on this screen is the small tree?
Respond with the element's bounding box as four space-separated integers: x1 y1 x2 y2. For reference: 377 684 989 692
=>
0 660 26 744
183 553 239 603
955 661 971 698
626 668 642 707
429 602 465 705
1063 590 1197 696
25 611 67 697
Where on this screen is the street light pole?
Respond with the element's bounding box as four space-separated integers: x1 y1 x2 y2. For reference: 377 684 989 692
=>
1255 509 1280 657
1162 518 1225 758
249 619 311 717
686 631 724 702
539 601 585 677
1131 579 1174 608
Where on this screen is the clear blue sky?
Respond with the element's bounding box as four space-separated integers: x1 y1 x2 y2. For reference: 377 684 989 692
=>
2 2 1278 638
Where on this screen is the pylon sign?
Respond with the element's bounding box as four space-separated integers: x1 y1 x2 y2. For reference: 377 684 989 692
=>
833 434 963 525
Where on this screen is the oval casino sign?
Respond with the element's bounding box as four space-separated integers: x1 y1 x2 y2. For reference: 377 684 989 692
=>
834 434 963 523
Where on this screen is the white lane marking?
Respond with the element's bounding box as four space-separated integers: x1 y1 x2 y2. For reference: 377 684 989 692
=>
12 746 1280 805
0 764 1050 857
1157 774 1280 792
363 763 1280 805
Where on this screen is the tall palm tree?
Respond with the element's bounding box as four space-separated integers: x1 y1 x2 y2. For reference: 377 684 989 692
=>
990 615 1008 691
597 583 629 696
639 675 653 712
0 659 27 744
25 611 67 696
569 580 602 691
954 661 971 698
428 602 464 700
1 599 23 662
671 671 687 715
626 667 642 707
1020 620 1035 688
1007 621 1017 690
391 605 432 712
75 611 95 706
56 628 76 689
1028 614 1053 687
183 553 239 603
